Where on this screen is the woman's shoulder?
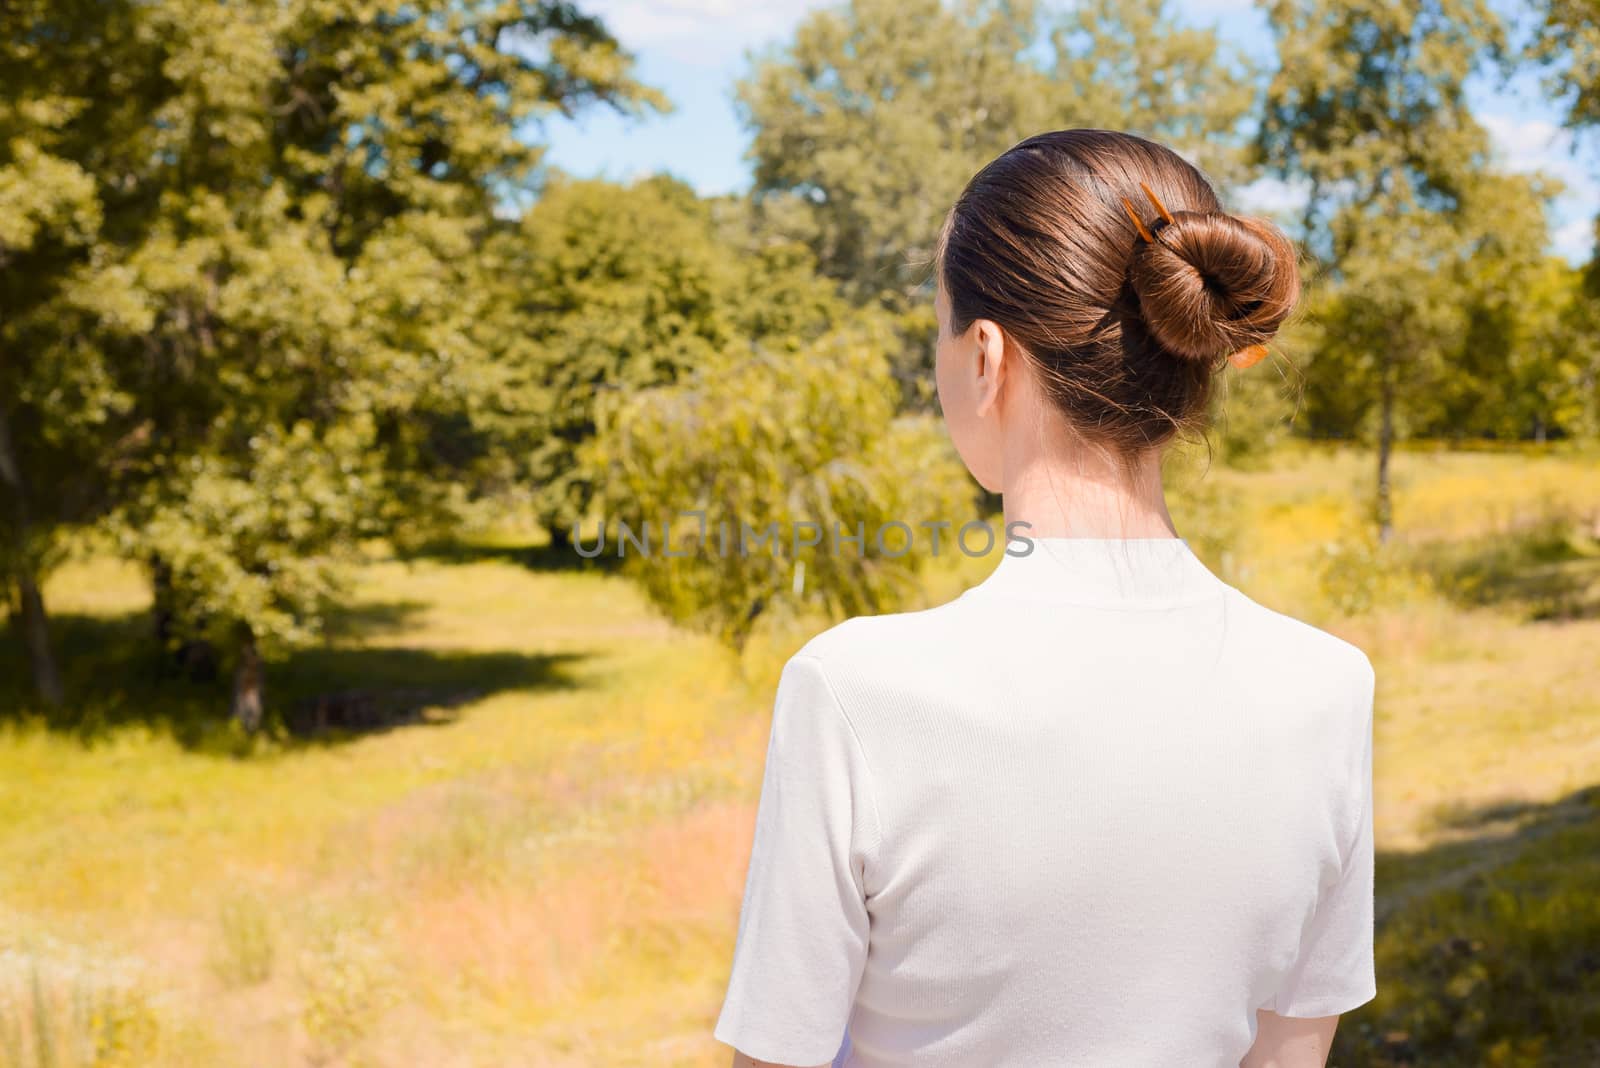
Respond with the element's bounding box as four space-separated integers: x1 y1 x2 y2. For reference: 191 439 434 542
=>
779 594 982 711
1222 586 1376 697
794 591 978 665
1222 585 1376 668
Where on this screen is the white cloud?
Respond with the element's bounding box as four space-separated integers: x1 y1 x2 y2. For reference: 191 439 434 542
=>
1481 112 1583 184
1553 216 1597 264
590 0 828 64
1232 174 1313 220
1481 110 1600 264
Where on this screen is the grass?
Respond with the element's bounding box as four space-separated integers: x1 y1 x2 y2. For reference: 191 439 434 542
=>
1 549 768 1065
1 442 1598 1065
210 895 275 990
0 940 187 1067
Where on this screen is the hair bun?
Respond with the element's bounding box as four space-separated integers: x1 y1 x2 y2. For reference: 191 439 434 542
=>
1127 212 1300 365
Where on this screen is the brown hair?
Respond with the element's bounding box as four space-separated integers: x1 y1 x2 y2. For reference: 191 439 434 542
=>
936 129 1300 457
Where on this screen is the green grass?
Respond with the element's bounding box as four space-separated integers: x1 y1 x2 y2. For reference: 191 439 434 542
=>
2 443 1599 1065
1354 788 1600 1066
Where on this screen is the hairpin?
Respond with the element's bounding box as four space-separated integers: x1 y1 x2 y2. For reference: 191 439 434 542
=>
1121 181 1177 244
1121 183 1270 371
1229 344 1269 369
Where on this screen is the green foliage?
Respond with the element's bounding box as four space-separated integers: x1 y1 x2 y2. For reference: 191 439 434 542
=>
1525 0 1600 130
482 174 849 534
0 0 661 705
1345 790 1600 1067
736 0 1256 390
589 320 977 650
1251 0 1596 534
740 0 1047 306
739 0 1256 302
1290 166 1600 447
1255 1 1598 448
1532 259 1600 441
1258 0 1506 350
1257 0 1507 245
1407 491 1600 621
1316 523 1432 617
3 0 1597 723
1210 355 1306 467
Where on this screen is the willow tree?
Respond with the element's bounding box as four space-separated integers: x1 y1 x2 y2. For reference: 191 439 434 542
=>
588 319 975 652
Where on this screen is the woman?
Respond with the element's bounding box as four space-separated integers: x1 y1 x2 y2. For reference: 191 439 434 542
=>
713 130 1377 1068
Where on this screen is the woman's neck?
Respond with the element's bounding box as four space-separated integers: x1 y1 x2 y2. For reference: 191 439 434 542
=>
999 423 1177 540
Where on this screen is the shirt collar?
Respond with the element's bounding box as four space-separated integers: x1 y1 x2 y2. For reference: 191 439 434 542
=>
967 536 1227 608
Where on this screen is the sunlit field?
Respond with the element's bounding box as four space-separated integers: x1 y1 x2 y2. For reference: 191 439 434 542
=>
3 443 1599 1067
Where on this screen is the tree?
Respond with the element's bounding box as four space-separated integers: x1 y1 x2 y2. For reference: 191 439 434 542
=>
1297 168 1559 443
1523 0 1600 441
0 0 663 718
0 0 153 707
1256 0 1522 541
588 317 975 652
479 174 849 540
1427 176 1580 444
1484 256 1600 442
1525 0 1600 130
737 0 1255 394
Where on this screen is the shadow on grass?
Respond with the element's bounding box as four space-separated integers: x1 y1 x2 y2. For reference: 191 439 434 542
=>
1340 785 1600 1067
1407 515 1600 623
404 533 622 574
0 608 589 754
321 596 436 642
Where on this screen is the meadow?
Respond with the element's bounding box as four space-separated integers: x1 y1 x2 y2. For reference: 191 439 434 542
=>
2 443 1599 1067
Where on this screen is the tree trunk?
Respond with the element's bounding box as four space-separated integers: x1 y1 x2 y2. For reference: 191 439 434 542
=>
1375 345 1396 545
150 555 217 682
14 569 64 707
0 405 63 706
231 627 265 732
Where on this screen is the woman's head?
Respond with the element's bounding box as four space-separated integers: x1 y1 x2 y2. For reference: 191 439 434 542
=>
934 129 1299 493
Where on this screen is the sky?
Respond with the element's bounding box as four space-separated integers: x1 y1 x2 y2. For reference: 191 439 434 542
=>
540 0 1599 264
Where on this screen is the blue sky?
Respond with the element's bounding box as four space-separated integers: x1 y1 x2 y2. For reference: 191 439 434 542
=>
540 0 1598 264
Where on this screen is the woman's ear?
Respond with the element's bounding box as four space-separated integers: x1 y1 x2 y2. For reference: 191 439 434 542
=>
971 318 1010 419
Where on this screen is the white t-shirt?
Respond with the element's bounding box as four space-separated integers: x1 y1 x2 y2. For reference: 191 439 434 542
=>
714 537 1377 1067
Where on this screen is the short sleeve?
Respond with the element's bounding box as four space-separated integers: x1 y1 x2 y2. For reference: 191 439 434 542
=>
1270 656 1378 1018
714 653 881 1065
